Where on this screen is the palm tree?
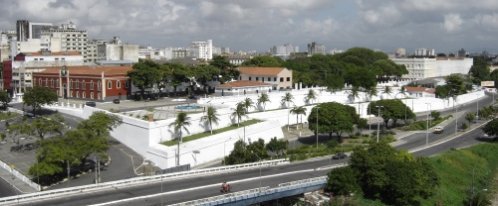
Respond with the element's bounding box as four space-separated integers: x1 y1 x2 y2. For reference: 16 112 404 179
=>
349 86 360 103
257 93 270 111
290 106 307 130
383 86 392 99
281 92 294 108
169 112 191 166
231 102 247 127
243 97 254 113
201 106 219 134
367 87 377 101
305 89 317 105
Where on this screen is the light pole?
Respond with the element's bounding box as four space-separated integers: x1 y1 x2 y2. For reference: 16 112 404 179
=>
315 106 319 148
425 103 431 146
375 106 384 143
454 98 458 134
476 93 480 121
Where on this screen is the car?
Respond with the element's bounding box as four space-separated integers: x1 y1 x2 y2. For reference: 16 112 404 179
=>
332 152 347 160
113 99 120 104
433 126 444 134
85 101 96 107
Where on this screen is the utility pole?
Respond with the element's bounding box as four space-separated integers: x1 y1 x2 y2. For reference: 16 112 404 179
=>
376 106 383 143
425 103 431 146
315 107 319 148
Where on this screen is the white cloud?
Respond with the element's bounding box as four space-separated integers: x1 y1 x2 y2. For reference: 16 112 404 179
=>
474 13 498 29
443 13 463 32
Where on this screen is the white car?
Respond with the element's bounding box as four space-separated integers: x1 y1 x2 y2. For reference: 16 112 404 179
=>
433 126 444 134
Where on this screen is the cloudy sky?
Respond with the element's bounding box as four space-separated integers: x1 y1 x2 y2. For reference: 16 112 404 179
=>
1 0 498 54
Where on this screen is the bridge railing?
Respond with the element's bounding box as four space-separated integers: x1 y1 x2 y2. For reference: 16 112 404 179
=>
170 175 329 206
0 159 289 205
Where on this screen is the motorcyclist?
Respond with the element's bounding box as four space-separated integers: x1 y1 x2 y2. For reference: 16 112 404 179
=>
221 181 230 192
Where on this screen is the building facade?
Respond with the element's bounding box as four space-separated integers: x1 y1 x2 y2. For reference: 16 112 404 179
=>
190 39 213 61
237 67 293 90
32 65 131 101
97 37 139 63
215 80 273 96
391 57 473 80
307 42 326 56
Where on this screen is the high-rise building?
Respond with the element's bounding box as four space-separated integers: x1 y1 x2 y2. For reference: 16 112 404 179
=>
29 22 55 39
16 20 29 42
307 42 326 56
270 44 297 58
395 48 406 58
414 48 435 57
97 36 139 63
190 39 213 61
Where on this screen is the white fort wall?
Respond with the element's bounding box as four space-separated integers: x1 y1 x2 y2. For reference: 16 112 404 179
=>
43 85 485 169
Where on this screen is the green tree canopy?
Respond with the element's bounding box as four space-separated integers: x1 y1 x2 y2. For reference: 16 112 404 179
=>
326 166 360 196
368 99 415 127
242 56 284 67
482 118 498 137
469 56 490 84
0 90 11 109
128 60 162 98
210 55 238 83
308 102 357 141
23 86 58 116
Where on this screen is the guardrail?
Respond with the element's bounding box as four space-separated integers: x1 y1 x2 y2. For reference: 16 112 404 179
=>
0 159 41 191
0 159 289 205
170 175 328 206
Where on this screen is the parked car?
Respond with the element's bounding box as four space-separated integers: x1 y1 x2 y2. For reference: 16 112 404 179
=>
433 126 444 134
85 101 97 107
113 99 120 104
332 152 347 160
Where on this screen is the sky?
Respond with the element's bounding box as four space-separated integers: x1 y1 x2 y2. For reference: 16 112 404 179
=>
1 0 498 54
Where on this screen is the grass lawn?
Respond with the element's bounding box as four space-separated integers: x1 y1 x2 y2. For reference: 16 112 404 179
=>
0 111 19 121
399 115 451 131
162 119 262 146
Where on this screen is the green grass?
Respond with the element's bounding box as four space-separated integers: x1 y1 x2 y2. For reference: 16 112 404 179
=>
161 119 262 146
420 143 498 206
400 115 451 131
0 111 19 121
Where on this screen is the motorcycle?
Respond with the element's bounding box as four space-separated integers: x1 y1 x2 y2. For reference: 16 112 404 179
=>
220 183 231 193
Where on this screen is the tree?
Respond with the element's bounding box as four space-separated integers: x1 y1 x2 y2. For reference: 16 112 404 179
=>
482 118 498 137
265 137 287 158
368 99 415 128
466 112 476 124
383 86 392 96
305 89 317 105
210 55 238 83
468 56 490 84
290 106 307 130
431 111 441 120
242 56 284 67
201 106 219 134
257 93 270 111
30 114 65 140
127 60 162 99
224 138 270 165
23 86 58 116
192 64 220 94
169 112 191 166
0 90 11 109
308 102 356 142
326 167 360 196
242 97 255 113
348 86 360 103
231 102 247 127
281 92 294 108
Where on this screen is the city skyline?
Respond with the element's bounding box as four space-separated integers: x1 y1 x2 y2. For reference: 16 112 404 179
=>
1 0 498 53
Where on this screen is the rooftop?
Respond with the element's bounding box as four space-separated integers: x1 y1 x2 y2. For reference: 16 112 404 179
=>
217 80 272 89
237 67 287 76
32 65 132 76
21 51 81 57
404 86 436 94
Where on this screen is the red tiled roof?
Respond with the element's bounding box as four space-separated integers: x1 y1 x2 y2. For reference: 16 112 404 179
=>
32 65 132 76
237 67 286 76
405 86 435 94
217 80 272 89
22 51 81 56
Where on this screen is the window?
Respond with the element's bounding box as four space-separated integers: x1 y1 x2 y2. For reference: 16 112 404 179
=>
75 80 79 89
256 77 259 81
239 76 242 80
40 58 44 61
39 79 42 86
55 79 59 88
90 80 94 90
90 92 94 99
45 78 48 86
50 79 54 87
125 80 129 88
82 92 86 99
81 81 86 90
286 77 291 82
55 58 59 61
274 77 277 81
268 77 271 81
76 91 79 98
249 77 252 81
34 58 38 61
97 80 101 91
116 80 121 88
280 77 284 82
107 80 112 89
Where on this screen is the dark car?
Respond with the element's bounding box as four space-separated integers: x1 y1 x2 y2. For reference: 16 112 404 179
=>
332 152 347 160
188 95 199 100
85 101 97 107
113 99 120 104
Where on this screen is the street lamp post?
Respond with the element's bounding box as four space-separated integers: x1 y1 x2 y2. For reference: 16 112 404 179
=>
315 106 319 148
425 103 431 146
375 106 384 143
476 94 480 121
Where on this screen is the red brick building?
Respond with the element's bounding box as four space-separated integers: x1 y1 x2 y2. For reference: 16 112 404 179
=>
32 65 132 101
2 60 12 92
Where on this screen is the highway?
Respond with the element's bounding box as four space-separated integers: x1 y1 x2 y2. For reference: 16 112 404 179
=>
2 94 495 205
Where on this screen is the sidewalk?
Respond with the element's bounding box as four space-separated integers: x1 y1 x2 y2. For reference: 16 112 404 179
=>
0 165 37 193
